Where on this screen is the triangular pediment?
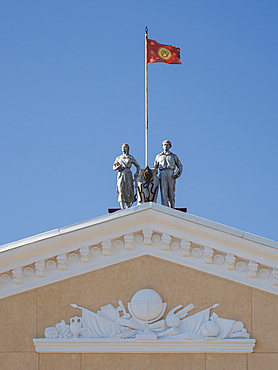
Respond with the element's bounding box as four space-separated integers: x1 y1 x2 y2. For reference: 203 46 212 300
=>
0 202 277 299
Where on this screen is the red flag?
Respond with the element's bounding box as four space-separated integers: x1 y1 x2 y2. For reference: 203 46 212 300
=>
147 39 181 64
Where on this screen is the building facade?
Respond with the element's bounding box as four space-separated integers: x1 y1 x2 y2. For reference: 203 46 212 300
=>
0 203 277 369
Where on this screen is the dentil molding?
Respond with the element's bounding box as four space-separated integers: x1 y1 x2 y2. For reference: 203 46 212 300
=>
1 204 278 299
0 228 278 299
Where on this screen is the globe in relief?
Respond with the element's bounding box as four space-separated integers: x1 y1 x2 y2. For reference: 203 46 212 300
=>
128 289 166 323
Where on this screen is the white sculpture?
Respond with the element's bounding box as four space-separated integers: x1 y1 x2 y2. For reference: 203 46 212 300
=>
113 143 140 209
153 140 183 208
44 289 250 341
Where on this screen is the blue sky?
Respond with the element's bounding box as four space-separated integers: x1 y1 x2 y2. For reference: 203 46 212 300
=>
0 0 277 244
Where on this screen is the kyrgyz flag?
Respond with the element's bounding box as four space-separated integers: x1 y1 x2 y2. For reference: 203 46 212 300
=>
147 39 181 64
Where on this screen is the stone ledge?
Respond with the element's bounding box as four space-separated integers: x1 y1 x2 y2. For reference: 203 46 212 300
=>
33 338 256 353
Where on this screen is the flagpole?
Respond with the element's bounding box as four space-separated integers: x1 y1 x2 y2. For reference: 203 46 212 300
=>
145 26 148 168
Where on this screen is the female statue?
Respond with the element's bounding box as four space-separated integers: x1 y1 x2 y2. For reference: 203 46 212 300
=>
113 143 140 209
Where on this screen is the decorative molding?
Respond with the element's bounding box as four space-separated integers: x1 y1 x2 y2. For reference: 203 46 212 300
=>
191 247 202 258
226 254 236 271
112 239 124 250
214 254 225 265
258 268 270 280
101 240 111 256
12 268 22 284
152 233 161 244
35 261 45 277
143 229 153 245
1 202 277 270
24 266 34 277
204 248 214 264
0 227 277 299
134 233 144 244
0 229 278 298
79 247 89 263
236 261 247 273
248 262 259 278
0 203 278 299
0 274 11 284
33 338 256 353
124 234 133 250
68 253 79 264
57 254 67 271
170 241 180 251
181 240 191 257
34 288 255 353
273 269 278 286
91 246 101 257
161 234 171 250
46 260 56 271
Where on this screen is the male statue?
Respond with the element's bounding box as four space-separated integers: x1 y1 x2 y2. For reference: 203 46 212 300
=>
153 140 183 208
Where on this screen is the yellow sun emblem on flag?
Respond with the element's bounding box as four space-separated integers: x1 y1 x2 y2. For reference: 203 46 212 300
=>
158 47 172 60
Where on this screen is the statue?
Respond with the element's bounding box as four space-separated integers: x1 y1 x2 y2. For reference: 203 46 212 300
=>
153 140 183 208
135 167 159 204
113 143 140 209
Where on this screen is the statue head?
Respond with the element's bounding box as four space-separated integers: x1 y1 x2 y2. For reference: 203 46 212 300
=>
162 140 171 153
122 143 130 154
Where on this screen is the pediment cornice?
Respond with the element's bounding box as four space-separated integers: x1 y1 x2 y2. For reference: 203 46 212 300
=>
0 203 277 299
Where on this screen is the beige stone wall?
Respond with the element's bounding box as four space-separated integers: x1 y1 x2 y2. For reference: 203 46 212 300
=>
1 256 278 370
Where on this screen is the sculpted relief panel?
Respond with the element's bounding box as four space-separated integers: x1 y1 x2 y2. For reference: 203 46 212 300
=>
34 288 255 353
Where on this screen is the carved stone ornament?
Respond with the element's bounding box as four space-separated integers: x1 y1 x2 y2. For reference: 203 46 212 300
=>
34 288 255 353
135 166 159 204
